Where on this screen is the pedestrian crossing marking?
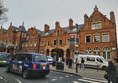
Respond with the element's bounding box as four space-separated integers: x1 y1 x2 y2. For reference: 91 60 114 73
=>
78 79 99 83
59 77 64 79
78 77 107 83
65 75 69 77
83 77 107 83
52 79 57 81
72 81 80 83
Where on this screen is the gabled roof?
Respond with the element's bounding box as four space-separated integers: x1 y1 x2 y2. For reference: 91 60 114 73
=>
41 24 83 37
19 25 27 32
1 28 7 32
62 24 83 33
11 26 19 32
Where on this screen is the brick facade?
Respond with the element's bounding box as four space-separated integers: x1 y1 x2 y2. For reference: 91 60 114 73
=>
0 6 117 61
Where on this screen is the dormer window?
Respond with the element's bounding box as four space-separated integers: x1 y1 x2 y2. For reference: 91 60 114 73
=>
91 22 101 30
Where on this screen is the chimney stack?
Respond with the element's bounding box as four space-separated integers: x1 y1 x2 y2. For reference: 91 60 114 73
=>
69 18 73 27
84 14 89 24
44 24 50 33
55 21 60 28
110 11 116 27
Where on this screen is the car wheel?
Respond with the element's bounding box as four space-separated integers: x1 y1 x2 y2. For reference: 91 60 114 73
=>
41 75 46 78
5 65 11 73
102 66 107 70
22 70 29 79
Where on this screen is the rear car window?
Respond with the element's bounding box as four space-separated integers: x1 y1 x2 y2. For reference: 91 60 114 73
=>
13 54 32 61
34 55 47 62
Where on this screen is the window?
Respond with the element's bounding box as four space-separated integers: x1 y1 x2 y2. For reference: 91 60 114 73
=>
103 47 110 59
85 47 91 54
70 38 75 42
59 40 62 45
96 58 103 63
93 47 100 55
57 30 60 36
16 54 23 61
54 40 57 45
91 22 101 30
93 35 100 42
67 39 70 45
34 42 36 46
0 53 10 59
41 41 44 46
102 33 109 42
26 43 28 47
30 42 32 47
24 54 32 61
34 55 47 62
46 41 49 46
87 57 95 61
86 35 91 43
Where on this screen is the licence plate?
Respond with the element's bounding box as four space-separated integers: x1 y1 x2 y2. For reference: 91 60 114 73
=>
43 66 45 69
41 64 46 69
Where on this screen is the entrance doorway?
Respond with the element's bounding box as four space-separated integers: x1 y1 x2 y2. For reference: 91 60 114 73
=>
51 48 64 61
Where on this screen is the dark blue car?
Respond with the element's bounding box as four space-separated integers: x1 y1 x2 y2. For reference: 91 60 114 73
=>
5 52 50 79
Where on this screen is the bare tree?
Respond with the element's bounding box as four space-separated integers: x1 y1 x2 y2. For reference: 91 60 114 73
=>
0 0 8 26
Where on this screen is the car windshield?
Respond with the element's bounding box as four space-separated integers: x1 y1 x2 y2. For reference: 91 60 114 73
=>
100 56 107 62
0 53 10 59
34 55 47 62
47 56 52 59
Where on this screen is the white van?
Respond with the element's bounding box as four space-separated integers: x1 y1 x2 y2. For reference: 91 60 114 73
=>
77 54 108 70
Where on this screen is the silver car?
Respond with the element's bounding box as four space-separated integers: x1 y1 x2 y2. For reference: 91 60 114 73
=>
0 52 11 66
47 56 53 64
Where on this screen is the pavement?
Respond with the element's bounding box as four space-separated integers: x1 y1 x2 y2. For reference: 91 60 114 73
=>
50 63 107 81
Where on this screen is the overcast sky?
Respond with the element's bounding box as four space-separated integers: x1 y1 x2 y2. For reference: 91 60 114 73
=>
2 0 118 32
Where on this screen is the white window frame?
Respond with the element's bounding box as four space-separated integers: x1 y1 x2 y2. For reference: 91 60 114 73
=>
93 34 100 42
91 22 101 30
102 33 110 42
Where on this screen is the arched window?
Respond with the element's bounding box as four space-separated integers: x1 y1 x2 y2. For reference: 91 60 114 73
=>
85 47 91 54
103 47 110 59
93 47 100 55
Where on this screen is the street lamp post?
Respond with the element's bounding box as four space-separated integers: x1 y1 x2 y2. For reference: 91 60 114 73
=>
75 23 79 73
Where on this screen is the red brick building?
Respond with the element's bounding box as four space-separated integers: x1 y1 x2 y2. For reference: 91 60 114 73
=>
0 6 117 61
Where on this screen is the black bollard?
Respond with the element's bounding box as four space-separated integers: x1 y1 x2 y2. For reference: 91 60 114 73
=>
76 63 78 73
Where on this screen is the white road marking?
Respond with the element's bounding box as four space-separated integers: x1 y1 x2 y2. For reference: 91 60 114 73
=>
78 77 107 83
0 77 10 83
65 75 69 77
52 79 57 81
0 77 3 79
15 78 22 83
72 81 80 83
47 75 58 78
59 77 64 79
83 77 107 83
78 79 99 83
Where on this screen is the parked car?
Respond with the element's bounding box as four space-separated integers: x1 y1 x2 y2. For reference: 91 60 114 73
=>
5 52 50 79
77 54 108 70
47 56 53 64
0 52 11 66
